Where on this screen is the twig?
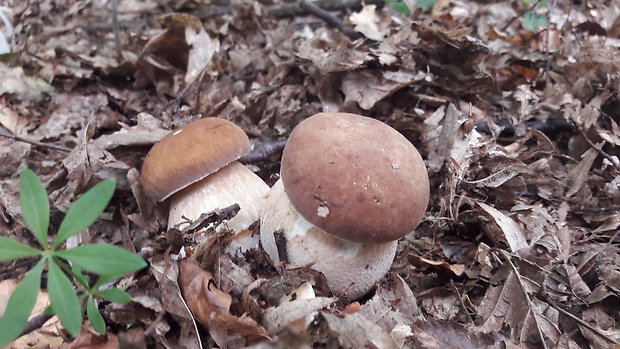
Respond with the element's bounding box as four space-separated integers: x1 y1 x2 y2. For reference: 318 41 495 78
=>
449 280 474 324
0 127 72 152
19 312 54 337
544 295 619 345
299 0 364 40
266 0 384 18
239 138 287 163
500 250 549 349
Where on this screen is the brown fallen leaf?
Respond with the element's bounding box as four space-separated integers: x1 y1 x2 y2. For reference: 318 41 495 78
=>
410 318 500 349
408 254 465 277
178 261 270 347
322 312 399 349
477 202 529 253
66 328 119 349
136 13 218 95
93 113 170 150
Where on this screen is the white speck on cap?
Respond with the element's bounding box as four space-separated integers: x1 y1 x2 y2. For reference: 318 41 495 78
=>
317 205 329 217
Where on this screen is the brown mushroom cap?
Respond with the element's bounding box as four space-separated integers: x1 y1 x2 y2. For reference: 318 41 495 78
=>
140 117 251 202
281 112 429 244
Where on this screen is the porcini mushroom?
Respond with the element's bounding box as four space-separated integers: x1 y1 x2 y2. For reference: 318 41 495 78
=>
260 112 429 299
140 117 269 254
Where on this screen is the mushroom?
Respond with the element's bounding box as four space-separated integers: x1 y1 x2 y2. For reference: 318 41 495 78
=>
260 112 429 299
140 117 269 255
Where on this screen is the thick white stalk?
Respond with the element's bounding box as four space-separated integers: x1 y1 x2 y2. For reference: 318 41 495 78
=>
169 161 269 256
260 179 397 299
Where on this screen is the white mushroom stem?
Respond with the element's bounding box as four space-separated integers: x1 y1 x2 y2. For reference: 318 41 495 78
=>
260 179 397 300
168 161 269 256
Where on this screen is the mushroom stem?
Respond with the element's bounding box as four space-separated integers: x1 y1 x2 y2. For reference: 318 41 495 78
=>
260 179 397 300
169 161 269 255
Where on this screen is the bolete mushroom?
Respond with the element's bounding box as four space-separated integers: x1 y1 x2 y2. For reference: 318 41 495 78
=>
260 112 429 299
140 117 269 254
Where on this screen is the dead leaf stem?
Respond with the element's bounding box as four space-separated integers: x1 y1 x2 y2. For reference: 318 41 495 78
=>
543 293 619 345
0 127 72 152
579 128 620 172
500 250 549 349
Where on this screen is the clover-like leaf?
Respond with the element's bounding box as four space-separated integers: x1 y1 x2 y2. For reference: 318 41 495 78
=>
55 244 147 276
19 169 50 249
0 237 42 262
0 259 45 347
96 288 132 303
47 259 82 337
52 179 116 249
522 12 548 31
87 296 106 334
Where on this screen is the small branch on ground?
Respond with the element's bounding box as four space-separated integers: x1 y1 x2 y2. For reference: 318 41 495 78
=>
239 138 287 163
266 0 384 18
0 127 72 152
298 0 365 40
544 293 620 345
19 312 53 337
579 129 620 173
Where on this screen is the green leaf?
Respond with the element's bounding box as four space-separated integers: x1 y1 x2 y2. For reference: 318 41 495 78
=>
391 2 411 15
52 179 116 248
70 265 90 290
19 169 50 249
416 0 435 10
86 296 105 334
522 12 548 31
0 237 42 261
93 273 124 289
0 259 44 347
56 244 147 275
47 259 82 337
96 288 131 303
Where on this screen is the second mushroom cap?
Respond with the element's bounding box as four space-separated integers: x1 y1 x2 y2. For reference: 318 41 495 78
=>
281 112 429 243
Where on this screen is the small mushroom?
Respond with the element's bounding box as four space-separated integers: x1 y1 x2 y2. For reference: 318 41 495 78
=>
260 113 429 299
140 117 269 254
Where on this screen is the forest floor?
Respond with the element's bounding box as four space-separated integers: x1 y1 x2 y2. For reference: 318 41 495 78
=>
0 0 619 348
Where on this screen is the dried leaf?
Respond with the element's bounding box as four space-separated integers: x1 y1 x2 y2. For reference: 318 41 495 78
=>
360 274 425 334
408 254 465 277
322 312 399 349
178 261 269 347
94 113 170 149
410 318 500 349
424 104 467 172
566 148 598 197
263 296 335 335
478 202 528 252
341 70 425 110
349 5 391 41
67 328 119 349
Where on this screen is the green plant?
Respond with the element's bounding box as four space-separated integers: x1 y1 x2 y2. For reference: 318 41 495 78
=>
0 168 147 346
521 0 549 31
385 0 439 14
385 0 412 15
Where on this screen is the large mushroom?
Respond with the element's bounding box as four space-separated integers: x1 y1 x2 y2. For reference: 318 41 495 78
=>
140 117 269 254
260 112 429 299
